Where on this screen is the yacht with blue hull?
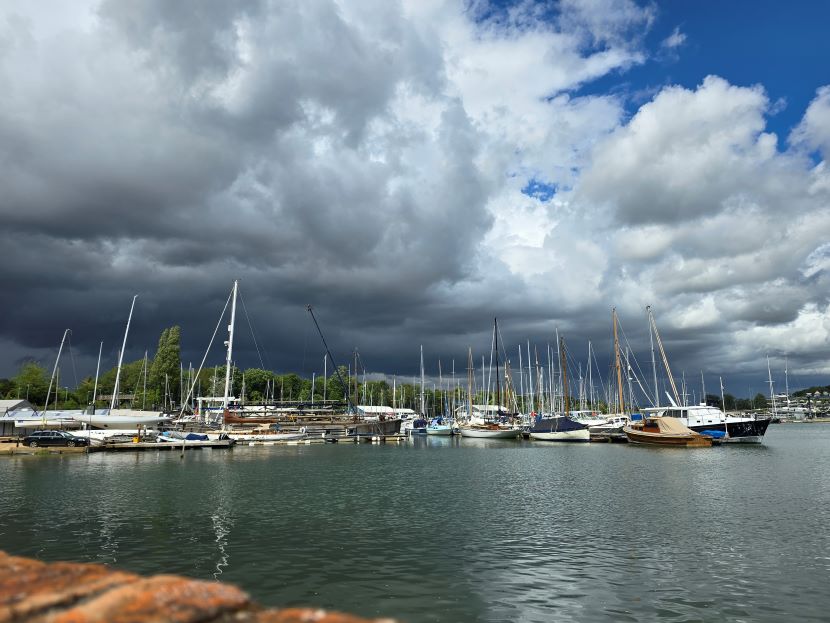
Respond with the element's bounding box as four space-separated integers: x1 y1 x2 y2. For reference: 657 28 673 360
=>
645 405 771 443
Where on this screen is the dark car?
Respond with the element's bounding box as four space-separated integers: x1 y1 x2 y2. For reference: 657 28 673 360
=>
22 430 90 448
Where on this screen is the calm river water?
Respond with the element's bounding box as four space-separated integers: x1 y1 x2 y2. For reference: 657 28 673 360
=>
2 425 829 622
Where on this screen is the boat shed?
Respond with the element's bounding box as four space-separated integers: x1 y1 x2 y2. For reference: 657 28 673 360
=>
0 400 36 436
356 405 395 420
0 399 35 414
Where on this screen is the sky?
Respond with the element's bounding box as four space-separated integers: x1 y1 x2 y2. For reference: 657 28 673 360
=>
1 0 829 399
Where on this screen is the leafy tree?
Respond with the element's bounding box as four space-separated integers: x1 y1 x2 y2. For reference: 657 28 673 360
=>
12 362 49 406
242 368 275 397
752 393 768 410
149 326 181 401
97 359 145 406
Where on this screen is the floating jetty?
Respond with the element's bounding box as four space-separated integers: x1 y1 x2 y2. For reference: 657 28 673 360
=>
104 439 235 451
0 437 235 454
589 431 629 443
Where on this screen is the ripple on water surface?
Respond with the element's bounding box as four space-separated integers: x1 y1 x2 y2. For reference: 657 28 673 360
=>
1 426 829 622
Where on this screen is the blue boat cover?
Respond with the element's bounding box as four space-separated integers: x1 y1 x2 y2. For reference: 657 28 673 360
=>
184 433 209 440
700 429 726 439
529 416 587 433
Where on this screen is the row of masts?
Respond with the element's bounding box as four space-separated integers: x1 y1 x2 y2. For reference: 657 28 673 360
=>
41 280 793 418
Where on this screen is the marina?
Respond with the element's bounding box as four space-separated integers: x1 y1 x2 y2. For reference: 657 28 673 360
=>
2 3 830 621
1 424 828 622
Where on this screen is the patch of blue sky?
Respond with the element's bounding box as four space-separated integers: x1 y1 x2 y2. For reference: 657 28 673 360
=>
571 0 830 142
521 178 557 202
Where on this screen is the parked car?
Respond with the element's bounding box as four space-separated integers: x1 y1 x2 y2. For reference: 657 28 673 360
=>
22 430 90 448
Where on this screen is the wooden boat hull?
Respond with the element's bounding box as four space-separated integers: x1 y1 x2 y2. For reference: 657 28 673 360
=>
623 426 712 447
223 415 280 425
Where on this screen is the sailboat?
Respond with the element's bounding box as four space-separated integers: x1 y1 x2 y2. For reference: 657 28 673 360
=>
409 346 428 435
586 309 631 436
305 305 401 437
197 281 306 442
639 307 770 443
528 335 590 442
427 363 454 436
9 330 83 431
459 319 520 439
76 296 171 430
623 416 713 446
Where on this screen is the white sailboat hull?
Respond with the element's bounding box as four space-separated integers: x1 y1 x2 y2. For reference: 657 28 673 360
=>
459 427 520 439
426 425 453 436
76 410 171 429
529 429 590 442
206 431 308 442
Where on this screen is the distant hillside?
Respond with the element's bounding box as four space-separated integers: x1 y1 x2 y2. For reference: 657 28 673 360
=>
793 385 830 397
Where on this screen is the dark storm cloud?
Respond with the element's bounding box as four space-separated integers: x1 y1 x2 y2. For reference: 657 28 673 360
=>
1 1 828 396
0 0 494 381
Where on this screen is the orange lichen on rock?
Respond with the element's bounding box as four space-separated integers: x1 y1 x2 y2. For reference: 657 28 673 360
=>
0 552 397 623
0 552 139 622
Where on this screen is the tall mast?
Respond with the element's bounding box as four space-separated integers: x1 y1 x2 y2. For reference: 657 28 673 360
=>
43 329 70 414
767 356 777 418
91 341 103 413
555 329 560 411
719 376 730 439
546 344 552 414
648 305 659 408
587 341 593 412
438 360 443 416
420 345 425 417
784 355 790 406
111 295 137 411
495 318 501 412
467 347 474 419
649 309 681 406
142 350 148 410
305 305 355 413
527 340 534 412
223 280 238 411
353 351 360 410
559 336 570 416
518 346 524 413
700 371 706 406
452 359 456 415
613 308 624 413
